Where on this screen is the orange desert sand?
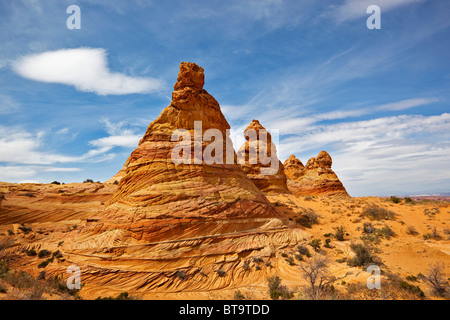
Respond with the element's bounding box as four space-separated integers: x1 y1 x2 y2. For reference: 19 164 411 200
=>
0 63 448 300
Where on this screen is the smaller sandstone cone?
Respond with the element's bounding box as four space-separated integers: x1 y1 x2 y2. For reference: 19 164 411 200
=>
237 120 290 194
284 151 350 198
283 154 304 180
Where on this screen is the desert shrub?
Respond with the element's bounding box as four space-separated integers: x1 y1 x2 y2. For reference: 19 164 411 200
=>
362 205 396 221
7 230 14 236
176 270 187 281
51 181 61 185
406 225 418 235
96 292 134 300
424 207 439 217
348 243 374 267
424 263 448 297
295 208 320 228
295 254 304 261
113 180 119 185
304 196 315 201
18 225 32 233
38 250 51 258
285 256 295 266
300 255 336 300
309 239 321 252
234 290 245 300
405 275 418 282
38 260 50 269
376 226 395 240
324 238 332 248
267 275 294 300
83 179 94 183
399 281 425 298
242 262 250 271
25 249 37 256
20 193 35 198
333 226 346 241
281 252 288 258
423 227 441 240
404 197 413 203
253 257 263 264
390 196 401 204
0 260 9 278
363 222 375 234
216 269 226 277
297 245 311 257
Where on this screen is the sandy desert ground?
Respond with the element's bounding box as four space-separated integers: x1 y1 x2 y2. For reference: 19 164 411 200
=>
0 181 448 300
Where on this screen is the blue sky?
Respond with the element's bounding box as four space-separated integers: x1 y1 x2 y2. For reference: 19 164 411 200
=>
0 0 449 196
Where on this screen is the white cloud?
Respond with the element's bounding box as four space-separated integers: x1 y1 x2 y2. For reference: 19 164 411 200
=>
12 48 164 95
333 0 426 22
88 118 142 149
0 165 81 182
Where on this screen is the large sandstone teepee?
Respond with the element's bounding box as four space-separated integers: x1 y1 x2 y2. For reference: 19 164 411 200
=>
62 62 306 297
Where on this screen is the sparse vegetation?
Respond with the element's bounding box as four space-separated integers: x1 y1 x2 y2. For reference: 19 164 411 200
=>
297 245 311 258
38 249 51 258
234 290 245 300
51 181 61 185
216 269 226 277
348 243 375 267
300 255 336 300
333 226 346 241
406 225 419 235
176 270 187 281
309 239 321 252
96 292 136 300
390 196 401 204
423 227 441 240
424 263 448 297
424 207 439 217
295 208 320 228
362 204 396 221
83 179 94 183
267 275 294 300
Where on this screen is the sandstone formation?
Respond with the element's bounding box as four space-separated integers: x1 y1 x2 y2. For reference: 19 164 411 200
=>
49 62 306 297
237 120 290 194
283 151 350 198
283 154 304 180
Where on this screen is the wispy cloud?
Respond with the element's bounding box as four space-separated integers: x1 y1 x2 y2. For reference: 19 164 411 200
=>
12 48 165 95
89 119 142 149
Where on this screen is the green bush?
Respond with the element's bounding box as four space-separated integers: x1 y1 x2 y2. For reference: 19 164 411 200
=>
25 249 37 256
348 243 374 267
309 239 321 252
295 208 320 228
390 196 401 204
399 281 425 298
267 275 293 300
38 250 51 259
234 290 245 300
297 245 311 257
362 205 396 221
333 226 346 241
